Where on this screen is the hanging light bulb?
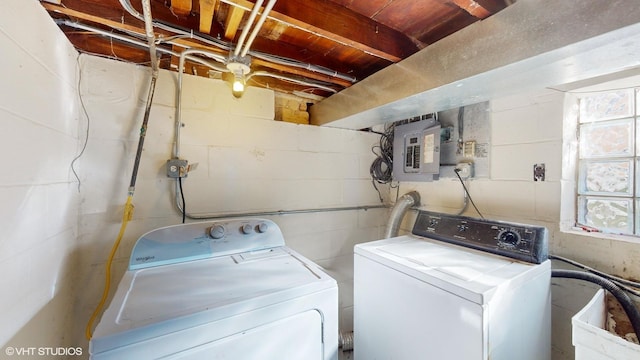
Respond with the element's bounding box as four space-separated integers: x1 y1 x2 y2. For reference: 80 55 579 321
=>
226 59 250 98
231 71 245 98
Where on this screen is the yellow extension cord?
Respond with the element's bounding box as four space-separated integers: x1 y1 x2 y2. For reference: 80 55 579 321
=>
85 195 135 340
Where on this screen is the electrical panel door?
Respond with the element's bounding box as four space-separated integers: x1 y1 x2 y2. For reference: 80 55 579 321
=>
393 119 441 181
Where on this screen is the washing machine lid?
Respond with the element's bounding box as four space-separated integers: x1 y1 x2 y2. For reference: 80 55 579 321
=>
355 236 548 305
91 246 335 354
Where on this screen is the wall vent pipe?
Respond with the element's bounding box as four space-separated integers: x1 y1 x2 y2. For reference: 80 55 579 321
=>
384 191 420 238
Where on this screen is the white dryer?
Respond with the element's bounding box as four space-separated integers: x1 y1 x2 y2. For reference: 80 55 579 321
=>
354 210 551 360
90 218 338 360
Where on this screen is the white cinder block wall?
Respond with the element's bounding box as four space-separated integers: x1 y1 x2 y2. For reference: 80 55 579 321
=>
0 0 81 350
5 2 639 358
74 55 389 350
397 88 640 360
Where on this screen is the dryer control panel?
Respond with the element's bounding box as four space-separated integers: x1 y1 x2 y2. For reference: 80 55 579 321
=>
412 211 548 264
129 218 285 270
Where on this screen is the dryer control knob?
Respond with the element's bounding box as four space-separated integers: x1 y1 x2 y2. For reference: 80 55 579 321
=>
257 222 269 233
241 224 254 234
209 224 225 239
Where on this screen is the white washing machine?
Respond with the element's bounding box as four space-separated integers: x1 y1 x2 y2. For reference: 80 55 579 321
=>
354 210 551 360
90 218 338 360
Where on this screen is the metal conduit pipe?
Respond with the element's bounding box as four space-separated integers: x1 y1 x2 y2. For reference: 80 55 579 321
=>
59 20 338 95
247 71 337 93
174 47 229 158
57 20 229 73
233 0 264 57
173 201 389 220
62 20 355 220
126 0 160 196
240 0 277 57
141 0 158 75
117 0 356 83
384 191 420 238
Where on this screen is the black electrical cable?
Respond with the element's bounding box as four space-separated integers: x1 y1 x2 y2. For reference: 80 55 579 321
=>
552 269 640 340
178 177 186 224
370 124 394 184
454 168 484 219
369 123 396 202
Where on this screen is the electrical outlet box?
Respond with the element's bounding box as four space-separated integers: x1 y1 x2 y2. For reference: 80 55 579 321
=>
167 159 189 178
463 140 476 157
455 162 473 179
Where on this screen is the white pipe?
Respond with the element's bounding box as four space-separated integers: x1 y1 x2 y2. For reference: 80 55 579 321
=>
384 191 420 238
234 0 264 57
136 0 158 73
240 0 277 57
116 0 356 82
247 71 336 93
58 20 228 72
175 48 228 158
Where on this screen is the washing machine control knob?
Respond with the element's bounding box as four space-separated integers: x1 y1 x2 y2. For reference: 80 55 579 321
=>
241 224 254 234
209 224 225 239
499 229 520 245
257 222 269 233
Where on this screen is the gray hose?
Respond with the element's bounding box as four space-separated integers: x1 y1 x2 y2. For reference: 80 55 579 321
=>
552 269 640 340
384 191 420 238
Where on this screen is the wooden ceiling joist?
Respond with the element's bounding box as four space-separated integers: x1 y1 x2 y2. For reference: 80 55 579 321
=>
226 0 418 62
41 2 351 88
451 0 491 19
171 0 193 16
198 0 218 34
223 5 245 40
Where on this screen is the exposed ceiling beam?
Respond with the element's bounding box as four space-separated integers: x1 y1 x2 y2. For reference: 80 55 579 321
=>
171 0 193 16
226 0 418 62
41 2 352 87
451 0 491 18
223 5 244 40
198 0 218 34
310 0 640 128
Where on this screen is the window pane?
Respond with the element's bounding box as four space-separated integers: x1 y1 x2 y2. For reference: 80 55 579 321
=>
579 89 634 123
578 160 633 195
578 196 633 234
579 119 633 158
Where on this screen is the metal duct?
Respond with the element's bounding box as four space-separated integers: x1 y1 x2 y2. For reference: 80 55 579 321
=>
384 191 420 238
310 0 640 128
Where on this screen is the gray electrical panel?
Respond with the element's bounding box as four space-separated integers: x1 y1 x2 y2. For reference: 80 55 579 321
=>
392 119 441 181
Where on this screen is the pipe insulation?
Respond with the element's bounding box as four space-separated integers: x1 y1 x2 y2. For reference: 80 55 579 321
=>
384 191 420 238
551 269 640 341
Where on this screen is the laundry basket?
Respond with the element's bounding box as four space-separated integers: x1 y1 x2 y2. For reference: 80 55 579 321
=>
572 289 640 360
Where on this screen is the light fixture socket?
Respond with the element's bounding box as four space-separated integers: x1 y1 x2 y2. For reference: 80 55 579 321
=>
226 57 251 98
